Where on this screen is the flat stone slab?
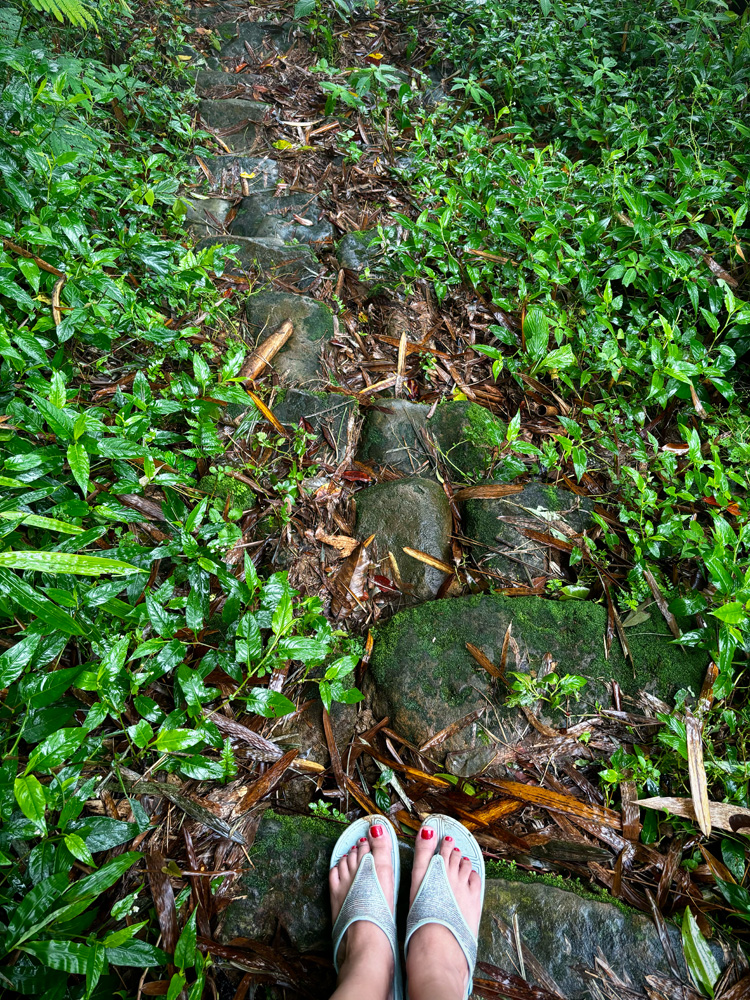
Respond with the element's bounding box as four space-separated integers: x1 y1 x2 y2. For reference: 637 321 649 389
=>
196 236 319 288
219 812 706 996
357 399 506 480
195 155 278 196
463 481 595 583
246 290 333 386
274 389 358 462
355 477 452 600
368 593 709 753
232 191 333 246
184 195 233 237
198 99 270 152
336 229 390 277
191 68 267 97
220 21 294 60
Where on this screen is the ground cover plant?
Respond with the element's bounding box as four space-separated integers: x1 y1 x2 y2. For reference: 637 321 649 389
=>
2 0 750 995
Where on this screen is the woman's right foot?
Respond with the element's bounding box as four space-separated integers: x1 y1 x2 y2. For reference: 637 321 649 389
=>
405 823 483 1000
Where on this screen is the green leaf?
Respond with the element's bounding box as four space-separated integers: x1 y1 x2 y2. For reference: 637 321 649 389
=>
0 511 83 534
0 551 143 576
14 775 47 834
244 688 295 718
681 907 720 996
715 878 750 920
271 589 293 637
294 0 316 16
523 307 549 362
64 851 141 901
720 839 745 882
155 728 203 751
20 939 92 974
325 654 358 681
175 909 197 969
105 939 168 967
67 441 90 495
5 873 68 949
711 601 746 625
26 727 88 773
0 568 86 636
64 833 96 867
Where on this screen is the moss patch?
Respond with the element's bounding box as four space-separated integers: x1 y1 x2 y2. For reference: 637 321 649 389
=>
485 859 632 914
198 472 255 514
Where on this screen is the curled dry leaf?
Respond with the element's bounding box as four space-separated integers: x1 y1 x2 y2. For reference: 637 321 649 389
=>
314 526 359 557
634 796 750 833
686 708 712 838
402 545 453 575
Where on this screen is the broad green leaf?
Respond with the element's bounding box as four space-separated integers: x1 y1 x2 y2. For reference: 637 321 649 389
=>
103 920 148 949
244 688 295 718
64 833 96 867
14 775 47 834
105 939 168 967
523 307 549 362
0 511 82 534
0 551 143 576
5 873 68 948
67 441 90 495
0 568 85 636
325 654 358 681
155 728 203 751
20 939 92 974
711 601 746 625
681 907 720 996
271 590 293 637
64 851 141 901
721 839 745 882
716 878 750 920
175 908 197 969
26 727 88 773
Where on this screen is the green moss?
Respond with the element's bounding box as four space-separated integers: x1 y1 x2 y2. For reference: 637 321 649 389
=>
465 402 507 450
485 859 633 914
248 810 342 894
198 472 255 512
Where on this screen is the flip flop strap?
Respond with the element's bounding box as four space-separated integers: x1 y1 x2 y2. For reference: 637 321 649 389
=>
404 856 477 989
332 852 398 973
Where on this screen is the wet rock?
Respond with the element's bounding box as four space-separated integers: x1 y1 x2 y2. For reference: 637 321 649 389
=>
186 1 247 25
463 481 595 583
198 99 270 152
220 811 714 995
231 191 333 246
357 399 505 480
194 155 278 196
245 291 333 386
368 593 709 753
184 195 233 237
336 229 389 277
355 477 452 600
274 389 358 462
191 68 266 97
220 21 294 61
195 236 319 287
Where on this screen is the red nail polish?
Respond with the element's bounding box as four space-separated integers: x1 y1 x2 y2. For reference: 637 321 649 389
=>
453 847 460 853
420 828 435 840
371 825 384 838
445 835 453 842
359 837 368 843
463 856 470 861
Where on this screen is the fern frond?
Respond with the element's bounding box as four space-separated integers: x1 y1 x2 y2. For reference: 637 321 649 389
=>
28 0 100 29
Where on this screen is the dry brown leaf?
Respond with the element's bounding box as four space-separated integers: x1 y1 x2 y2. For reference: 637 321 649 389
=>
703 253 738 287
241 320 294 382
315 526 358 556
686 709 712 838
643 568 681 640
419 708 485 752
247 390 288 437
453 484 525 502
463 798 524 830
487 777 622 829
634 796 750 833
235 749 299 816
402 546 453 575
466 642 504 680
52 274 66 328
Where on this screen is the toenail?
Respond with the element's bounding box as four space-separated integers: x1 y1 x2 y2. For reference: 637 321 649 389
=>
453 847 460 852
445 835 453 842
370 825 384 838
359 837 368 843
420 828 435 840
463 856 470 861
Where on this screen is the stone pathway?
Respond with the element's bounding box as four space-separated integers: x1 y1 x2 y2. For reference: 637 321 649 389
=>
176 7 713 996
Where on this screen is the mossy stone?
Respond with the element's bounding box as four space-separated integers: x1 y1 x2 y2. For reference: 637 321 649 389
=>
463 481 595 583
354 477 452 600
198 473 255 515
219 811 713 993
246 290 334 387
193 155 278 196
357 399 504 480
219 21 294 60
195 236 319 288
274 389 358 462
197 99 270 153
368 593 709 752
336 229 390 276
184 196 233 237
231 191 333 247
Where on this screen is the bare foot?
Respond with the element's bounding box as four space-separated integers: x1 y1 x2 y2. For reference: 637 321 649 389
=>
328 822 395 1000
406 824 483 1000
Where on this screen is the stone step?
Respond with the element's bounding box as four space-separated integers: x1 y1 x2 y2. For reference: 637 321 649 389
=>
184 195 233 237
193 154 278 197
462 481 595 582
195 235 319 287
246 290 333 386
186 2 248 26
367 593 709 757
191 67 267 98
336 228 391 279
218 812 712 996
219 21 294 61
354 476 452 601
231 191 333 247
273 389 358 463
198 98 270 152
357 398 506 480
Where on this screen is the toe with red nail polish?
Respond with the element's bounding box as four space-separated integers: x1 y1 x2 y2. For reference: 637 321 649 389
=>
370 824 384 838
420 828 434 840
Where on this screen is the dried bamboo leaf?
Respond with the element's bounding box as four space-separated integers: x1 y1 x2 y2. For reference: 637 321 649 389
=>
643 569 681 640
487 777 622 829
402 545 453 575
419 708 485 752
634 796 750 833
241 320 294 382
454 484 525 502
247 390 288 437
235 749 299 815
467 642 504 679
147 849 178 960
686 709 712 838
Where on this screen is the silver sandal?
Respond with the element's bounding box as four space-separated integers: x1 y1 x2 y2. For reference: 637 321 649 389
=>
330 814 403 1000
404 814 485 1000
